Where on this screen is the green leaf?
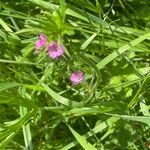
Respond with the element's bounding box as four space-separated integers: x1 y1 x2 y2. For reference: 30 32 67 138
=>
0 95 35 108
0 109 37 148
0 82 20 92
0 18 20 41
78 53 101 102
96 32 150 70
68 125 97 150
27 0 58 11
107 114 150 127
0 59 41 66
66 4 107 27
42 83 80 107
20 107 33 150
63 106 113 116
128 75 150 108
81 32 98 50
61 117 119 149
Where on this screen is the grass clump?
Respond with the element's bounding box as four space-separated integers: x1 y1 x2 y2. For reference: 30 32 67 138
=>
0 0 150 149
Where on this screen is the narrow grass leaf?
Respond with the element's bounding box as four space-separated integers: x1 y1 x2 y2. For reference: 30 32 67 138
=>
81 32 98 49
67 4 107 27
0 18 20 40
20 107 33 150
96 32 150 70
0 59 41 66
0 96 35 108
107 114 150 127
68 125 97 150
0 109 37 148
128 75 150 108
78 54 101 102
0 30 8 42
28 0 58 11
0 132 16 149
61 117 119 150
0 82 20 92
63 106 113 116
42 83 80 107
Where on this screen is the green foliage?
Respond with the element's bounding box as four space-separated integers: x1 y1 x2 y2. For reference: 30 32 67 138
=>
0 0 150 149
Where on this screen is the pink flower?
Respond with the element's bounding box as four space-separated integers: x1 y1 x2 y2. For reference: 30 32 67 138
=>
70 71 84 85
47 42 64 59
35 34 47 50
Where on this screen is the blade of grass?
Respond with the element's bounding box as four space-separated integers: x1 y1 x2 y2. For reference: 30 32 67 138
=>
0 59 42 66
27 0 58 12
0 132 16 149
81 32 98 49
61 117 119 150
0 18 20 40
63 106 113 116
78 53 101 103
20 107 33 150
42 83 81 107
0 95 35 108
128 75 150 108
0 82 20 92
0 109 37 148
68 125 97 150
96 32 150 70
106 113 150 127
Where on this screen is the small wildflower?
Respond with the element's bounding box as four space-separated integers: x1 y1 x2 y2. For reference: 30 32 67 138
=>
47 41 64 59
35 34 47 50
70 71 84 85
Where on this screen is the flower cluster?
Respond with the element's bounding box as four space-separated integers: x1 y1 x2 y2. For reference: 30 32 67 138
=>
35 34 64 59
35 34 84 85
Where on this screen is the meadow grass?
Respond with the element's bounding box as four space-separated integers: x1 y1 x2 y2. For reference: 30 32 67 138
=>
0 0 150 149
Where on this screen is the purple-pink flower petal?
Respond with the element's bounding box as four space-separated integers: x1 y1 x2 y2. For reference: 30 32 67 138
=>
70 71 84 85
47 42 64 59
35 34 47 50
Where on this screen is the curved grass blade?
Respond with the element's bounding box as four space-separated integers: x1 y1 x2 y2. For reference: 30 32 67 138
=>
78 53 101 103
42 83 80 107
68 125 97 150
